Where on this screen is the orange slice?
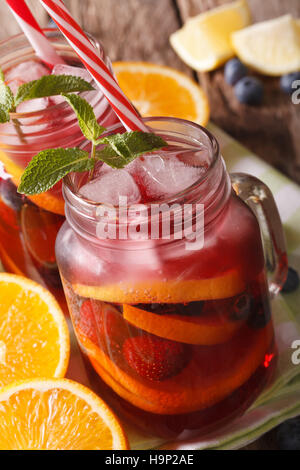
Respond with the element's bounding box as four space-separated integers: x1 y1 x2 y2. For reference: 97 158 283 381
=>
73 270 245 303
0 150 65 215
123 303 245 345
84 322 274 415
113 62 210 126
0 273 70 387
21 204 64 268
0 378 129 450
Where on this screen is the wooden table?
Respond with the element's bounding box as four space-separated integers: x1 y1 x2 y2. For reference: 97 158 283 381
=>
1 0 299 450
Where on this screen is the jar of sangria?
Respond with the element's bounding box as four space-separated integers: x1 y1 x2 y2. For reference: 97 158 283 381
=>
56 117 287 440
0 29 118 310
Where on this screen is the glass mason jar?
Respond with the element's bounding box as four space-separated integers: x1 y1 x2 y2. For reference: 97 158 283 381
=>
56 117 288 440
0 29 118 311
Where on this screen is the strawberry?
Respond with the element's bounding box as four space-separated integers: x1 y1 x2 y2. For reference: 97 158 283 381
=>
123 335 188 382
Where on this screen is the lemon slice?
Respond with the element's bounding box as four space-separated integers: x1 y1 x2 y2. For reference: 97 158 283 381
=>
170 0 251 71
232 15 300 76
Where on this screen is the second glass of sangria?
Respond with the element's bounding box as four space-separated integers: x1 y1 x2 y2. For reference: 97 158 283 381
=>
0 29 118 310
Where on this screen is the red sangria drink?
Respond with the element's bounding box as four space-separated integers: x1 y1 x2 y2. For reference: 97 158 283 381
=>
56 117 287 439
0 30 118 310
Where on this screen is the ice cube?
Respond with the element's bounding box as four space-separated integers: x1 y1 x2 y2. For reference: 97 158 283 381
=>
17 97 50 114
51 64 100 105
16 98 52 130
80 169 141 205
6 78 25 95
52 64 93 83
136 155 205 199
5 60 50 83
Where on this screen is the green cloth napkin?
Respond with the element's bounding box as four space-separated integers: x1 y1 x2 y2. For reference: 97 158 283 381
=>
0 124 299 450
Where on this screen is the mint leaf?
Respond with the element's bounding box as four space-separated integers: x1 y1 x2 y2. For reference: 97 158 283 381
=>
62 93 105 143
18 148 93 195
0 68 5 83
96 131 167 168
0 82 14 110
15 75 95 106
0 81 15 123
95 145 129 169
0 106 10 123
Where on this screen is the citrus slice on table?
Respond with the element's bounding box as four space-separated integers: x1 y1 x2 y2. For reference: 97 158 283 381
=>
73 270 245 303
232 15 300 76
0 150 65 215
122 303 245 346
0 273 70 387
84 322 274 415
113 62 210 126
0 378 129 450
170 0 251 71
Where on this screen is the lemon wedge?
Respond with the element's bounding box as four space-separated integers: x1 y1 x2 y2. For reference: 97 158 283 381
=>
232 15 300 76
170 0 251 71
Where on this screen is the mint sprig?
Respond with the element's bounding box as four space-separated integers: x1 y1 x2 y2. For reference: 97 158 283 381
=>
0 66 168 196
18 92 167 195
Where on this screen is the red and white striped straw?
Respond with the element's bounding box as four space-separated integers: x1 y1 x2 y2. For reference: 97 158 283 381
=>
5 0 65 68
39 0 148 132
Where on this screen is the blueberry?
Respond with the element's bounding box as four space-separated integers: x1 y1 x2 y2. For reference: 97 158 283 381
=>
280 72 300 95
277 417 300 450
224 58 248 85
282 267 299 293
234 76 264 105
231 293 253 321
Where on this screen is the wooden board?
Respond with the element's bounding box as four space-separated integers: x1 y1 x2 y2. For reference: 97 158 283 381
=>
177 0 300 183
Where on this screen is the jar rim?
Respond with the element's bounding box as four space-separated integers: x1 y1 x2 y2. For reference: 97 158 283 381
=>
63 116 221 209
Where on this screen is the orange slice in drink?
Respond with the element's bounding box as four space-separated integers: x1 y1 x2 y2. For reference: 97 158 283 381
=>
21 204 64 269
0 273 70 387
113 62 210 126
73 270 245 303
83 322 274 415
0 378 129 450
122 303 245 345
0 150 65 215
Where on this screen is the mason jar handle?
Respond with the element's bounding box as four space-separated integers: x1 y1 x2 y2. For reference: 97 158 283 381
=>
230 173 288 298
